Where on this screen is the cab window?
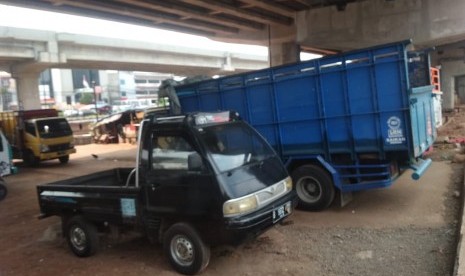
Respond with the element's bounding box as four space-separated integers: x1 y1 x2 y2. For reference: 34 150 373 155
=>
25 122 36 136
152 135 195 170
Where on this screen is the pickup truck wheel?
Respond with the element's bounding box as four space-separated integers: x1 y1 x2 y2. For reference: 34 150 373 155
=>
66 216 99 257
59 155 69 164
0 183 7 201
164 223 210 275
292 165 335 211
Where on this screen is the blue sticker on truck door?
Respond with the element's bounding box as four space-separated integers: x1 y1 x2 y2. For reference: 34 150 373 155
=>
386 116 406 145
120 198 136 217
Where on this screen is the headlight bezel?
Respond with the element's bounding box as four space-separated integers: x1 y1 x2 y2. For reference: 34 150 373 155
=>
223 194 258 217
284 176 293 191
222 176 293 218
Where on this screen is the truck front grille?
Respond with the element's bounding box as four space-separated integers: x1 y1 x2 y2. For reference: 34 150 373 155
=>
48 143 72 151
255 181 286 205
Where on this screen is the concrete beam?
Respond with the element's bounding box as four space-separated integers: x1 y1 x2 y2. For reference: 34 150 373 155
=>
179 0 293 26
0 26 268 109
43 0 240 35
240 1 296 17
297 0 465 51
0 28 268 75
112 0 265 32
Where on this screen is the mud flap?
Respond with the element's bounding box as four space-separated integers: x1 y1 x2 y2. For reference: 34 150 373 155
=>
339 191 353 207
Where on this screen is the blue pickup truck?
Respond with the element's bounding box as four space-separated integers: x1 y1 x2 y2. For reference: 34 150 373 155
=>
174 40 437 211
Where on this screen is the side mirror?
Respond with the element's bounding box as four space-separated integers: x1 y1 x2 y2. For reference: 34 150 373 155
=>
188 152 203 171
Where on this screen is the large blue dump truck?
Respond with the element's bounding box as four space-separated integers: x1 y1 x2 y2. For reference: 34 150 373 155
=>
174 40 437 210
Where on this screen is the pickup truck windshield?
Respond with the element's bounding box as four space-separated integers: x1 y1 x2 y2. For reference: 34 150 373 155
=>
198 122 275 173
37 118 72 138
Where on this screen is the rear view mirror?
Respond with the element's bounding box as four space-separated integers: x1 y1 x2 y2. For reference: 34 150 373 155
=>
188 152 203 171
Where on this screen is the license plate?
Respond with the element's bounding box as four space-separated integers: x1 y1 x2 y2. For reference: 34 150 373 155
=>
272 201 291 223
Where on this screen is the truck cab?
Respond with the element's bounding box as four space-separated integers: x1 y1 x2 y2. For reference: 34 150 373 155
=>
140 112 295 239
37 111 296 275
22 116 75 165
0 109 76 166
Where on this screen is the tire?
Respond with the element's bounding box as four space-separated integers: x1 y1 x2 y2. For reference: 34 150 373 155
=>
66 216 99 257
163 223 210 275
291 165 335 211
24 150 39 167
0 183 7 201
59 155 70 164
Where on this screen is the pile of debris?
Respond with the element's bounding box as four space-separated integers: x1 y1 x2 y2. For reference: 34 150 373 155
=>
428 106 465 162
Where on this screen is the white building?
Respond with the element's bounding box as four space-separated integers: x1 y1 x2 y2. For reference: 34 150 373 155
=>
0 69 174 111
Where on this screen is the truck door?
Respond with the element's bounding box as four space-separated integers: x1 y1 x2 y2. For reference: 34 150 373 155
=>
143 131 217 218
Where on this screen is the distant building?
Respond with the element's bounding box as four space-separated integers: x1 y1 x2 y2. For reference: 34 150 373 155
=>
115 71 173 112
0 72 17 111
0 69 174 111
119 71 173 100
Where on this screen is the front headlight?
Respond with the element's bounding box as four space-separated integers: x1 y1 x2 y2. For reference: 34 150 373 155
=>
223 195 258 217
40 144 50 153
284 176 293 191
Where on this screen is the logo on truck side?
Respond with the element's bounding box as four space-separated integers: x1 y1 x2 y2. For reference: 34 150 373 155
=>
386 116 406 145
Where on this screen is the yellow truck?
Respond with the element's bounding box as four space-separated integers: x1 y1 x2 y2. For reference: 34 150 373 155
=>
0 109 76 166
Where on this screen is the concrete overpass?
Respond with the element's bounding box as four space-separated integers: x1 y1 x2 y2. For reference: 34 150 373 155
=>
2 0 465 110
4 1 465 58
0 26 267 109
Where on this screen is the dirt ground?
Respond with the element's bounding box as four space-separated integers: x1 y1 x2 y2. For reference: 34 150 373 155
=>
0 108 464 275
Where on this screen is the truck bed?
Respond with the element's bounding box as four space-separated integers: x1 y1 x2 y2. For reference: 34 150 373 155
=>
37 168 140 224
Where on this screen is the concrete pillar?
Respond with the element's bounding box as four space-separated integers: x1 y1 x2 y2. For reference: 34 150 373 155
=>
439 60 464 111
13 72 41 110
269 41 299 67
431 43 465 111
51 69 63 107
268 25 299 67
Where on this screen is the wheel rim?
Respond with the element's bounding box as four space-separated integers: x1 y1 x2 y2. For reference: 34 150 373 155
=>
296 176 322 203
70 226 87 251
170 234 194 266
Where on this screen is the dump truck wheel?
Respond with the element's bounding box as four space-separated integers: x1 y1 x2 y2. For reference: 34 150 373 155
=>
66 216 99 257
59 155 70 164
0 183 7 201
164 222 210 275
292 165 335 211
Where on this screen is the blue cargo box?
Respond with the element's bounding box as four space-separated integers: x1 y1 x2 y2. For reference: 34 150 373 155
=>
176 41 435 161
